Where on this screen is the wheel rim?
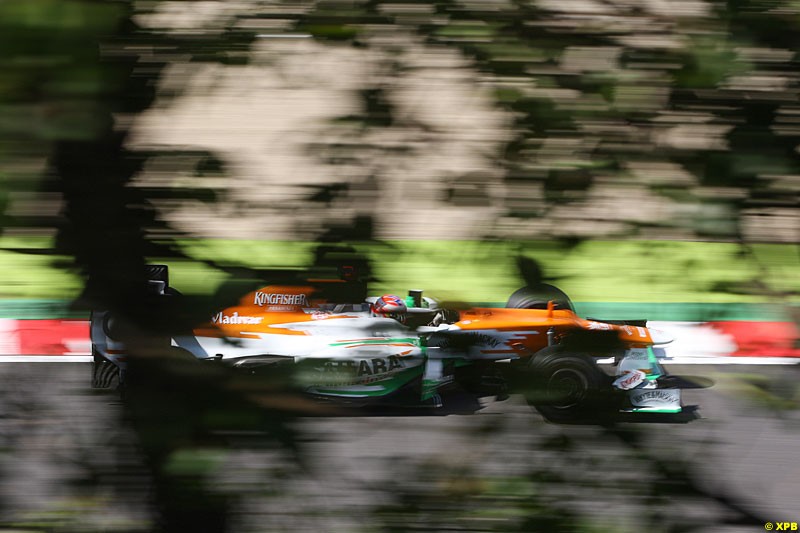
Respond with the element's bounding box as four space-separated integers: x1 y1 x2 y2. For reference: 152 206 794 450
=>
546 368 589 409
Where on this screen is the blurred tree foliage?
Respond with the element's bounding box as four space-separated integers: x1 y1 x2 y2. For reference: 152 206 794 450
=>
0 0 797 286
295 0 799 242
0 0 265 310
0 3 302 532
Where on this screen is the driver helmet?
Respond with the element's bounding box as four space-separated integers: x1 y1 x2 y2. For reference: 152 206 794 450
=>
371 294 407 323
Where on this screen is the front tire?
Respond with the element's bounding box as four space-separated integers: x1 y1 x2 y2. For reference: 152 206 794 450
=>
525 347 609 423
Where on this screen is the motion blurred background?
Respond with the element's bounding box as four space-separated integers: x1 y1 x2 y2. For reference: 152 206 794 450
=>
0 0 798 531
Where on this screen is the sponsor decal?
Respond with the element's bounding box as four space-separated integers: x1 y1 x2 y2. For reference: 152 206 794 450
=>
321 356 405 376
212 312 263 325
312 356 408 386
310 311 331 320
435 332 502 350
587 321 612 330
254 292 308 307
631 389 678 403
625 349 648 361
613 370 645 391
622 326 647 338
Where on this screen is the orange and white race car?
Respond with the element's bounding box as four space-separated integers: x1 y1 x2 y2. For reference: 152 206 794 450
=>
91 266 710 423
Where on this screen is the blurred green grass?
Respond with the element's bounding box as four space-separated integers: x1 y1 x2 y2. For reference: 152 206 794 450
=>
1 237 797 306
175 239 799 304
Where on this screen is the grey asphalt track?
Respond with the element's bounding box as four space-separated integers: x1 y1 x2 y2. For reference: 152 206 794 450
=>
0 362 797 532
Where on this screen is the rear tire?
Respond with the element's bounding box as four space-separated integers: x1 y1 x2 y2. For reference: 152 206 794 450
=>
91 348 120 390
506 284 575 312
525 347 609 423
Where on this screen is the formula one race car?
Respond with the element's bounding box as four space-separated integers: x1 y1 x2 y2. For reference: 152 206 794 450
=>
91 265 708 423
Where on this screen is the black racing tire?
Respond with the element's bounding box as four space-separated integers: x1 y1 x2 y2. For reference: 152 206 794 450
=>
524 347 610 424
506 284 575 312
91 348 121 390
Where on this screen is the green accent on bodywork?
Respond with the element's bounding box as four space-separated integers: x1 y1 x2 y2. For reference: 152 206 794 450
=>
309 366 423 398
328 337 419 347
421 379 439 401
622 407 682 414
646 346 663 380
421 357 466 401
